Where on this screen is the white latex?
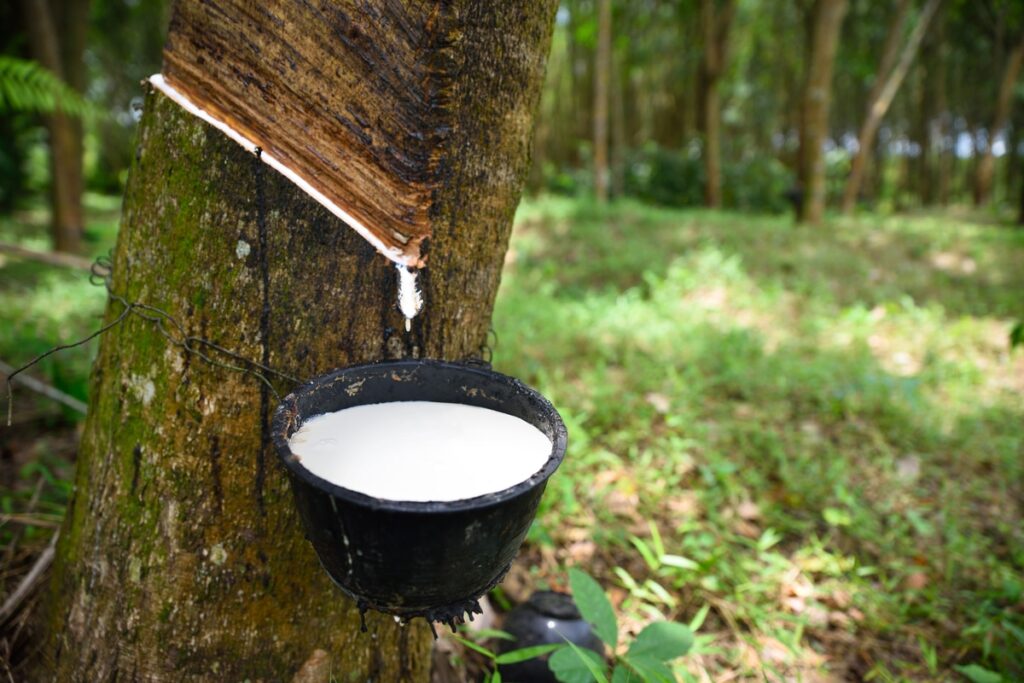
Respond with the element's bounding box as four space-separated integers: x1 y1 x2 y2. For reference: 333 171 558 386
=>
288 401 552 502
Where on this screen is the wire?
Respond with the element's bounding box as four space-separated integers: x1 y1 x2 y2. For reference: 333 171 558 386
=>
4 253 299 426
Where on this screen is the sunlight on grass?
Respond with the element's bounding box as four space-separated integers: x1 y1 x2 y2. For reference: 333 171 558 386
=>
0 193 120 403
2 193 1021 679
494 196 1024 680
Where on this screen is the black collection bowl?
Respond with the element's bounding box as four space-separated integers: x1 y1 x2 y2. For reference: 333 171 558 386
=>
271 359 567 629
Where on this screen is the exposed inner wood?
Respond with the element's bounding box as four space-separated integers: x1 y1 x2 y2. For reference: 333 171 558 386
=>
162 1 455 266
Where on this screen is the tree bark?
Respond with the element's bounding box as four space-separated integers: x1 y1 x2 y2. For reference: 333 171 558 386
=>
697 0 735 209
975 35 1024 206
610 47 627 199
841 0 941 214
20 0 86 254
797 0 848 224
919 9 948 206
37 0 558 679
52 0 89 235
593 0 611 203
1019 155 1024 225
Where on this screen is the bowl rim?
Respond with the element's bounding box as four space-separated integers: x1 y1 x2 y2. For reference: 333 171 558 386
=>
271 358 568 513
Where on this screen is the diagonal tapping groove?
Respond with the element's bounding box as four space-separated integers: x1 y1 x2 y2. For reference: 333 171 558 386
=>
157 0 462 269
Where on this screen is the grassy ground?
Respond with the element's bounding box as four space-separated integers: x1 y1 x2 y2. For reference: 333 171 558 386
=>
0 195 119 669
491 198 1024 681
0 193 120 403
1 195 1022 680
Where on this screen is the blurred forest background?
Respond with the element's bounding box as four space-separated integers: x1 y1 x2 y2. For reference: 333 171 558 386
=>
2 0 1023 681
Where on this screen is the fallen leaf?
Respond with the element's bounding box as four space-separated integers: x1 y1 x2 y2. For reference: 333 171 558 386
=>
667 492 701 518
904 572 929 591
567 540 596 564
895 455 921 481
607 489 640 519
825 589 851 609
737 500 761 520
645 392 672 414
828 610 851 628
732 519 761 539
805 605 829 629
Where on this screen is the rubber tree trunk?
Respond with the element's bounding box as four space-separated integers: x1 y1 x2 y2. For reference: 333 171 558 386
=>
797 0 848 224
593 0 611 203
36 1 558 679
840 0 941 214
975 36 1024 206
697 0 735 209
610 48 627 199
919 9 948 206
20 0 87 254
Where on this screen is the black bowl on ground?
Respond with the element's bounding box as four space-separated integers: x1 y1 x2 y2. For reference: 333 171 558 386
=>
499 591 605 682
271 359 567 630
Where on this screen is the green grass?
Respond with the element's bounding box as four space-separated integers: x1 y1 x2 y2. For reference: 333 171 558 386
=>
0 194 118 550
493 197 1024 681
0 192 120 405
2 194 1023 680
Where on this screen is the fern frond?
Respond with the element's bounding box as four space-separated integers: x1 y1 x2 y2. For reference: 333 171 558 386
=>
0 56 92 117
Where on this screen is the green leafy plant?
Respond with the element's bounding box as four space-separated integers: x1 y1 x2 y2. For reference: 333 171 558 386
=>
452 630 562 683
955 663 1005 683
0 56 92 117
547 568 694 683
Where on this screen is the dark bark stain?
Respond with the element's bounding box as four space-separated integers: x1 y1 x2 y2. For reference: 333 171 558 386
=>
398 625 412 681
254 156 269 519
209 434 223 514
130 444 142 496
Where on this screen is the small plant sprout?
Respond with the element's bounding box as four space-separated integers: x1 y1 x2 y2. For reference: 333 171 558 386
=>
547 568 695 683
451 630 561 683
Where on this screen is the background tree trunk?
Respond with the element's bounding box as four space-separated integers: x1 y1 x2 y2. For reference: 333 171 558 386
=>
841 0 941 214
37 0 558 679
975 35 1024 206
698 0 735 209
20 0 87 254
610 49 626 199
920 8 948 206
593 0 611 203
1019 155 1024 224
797 0 848 224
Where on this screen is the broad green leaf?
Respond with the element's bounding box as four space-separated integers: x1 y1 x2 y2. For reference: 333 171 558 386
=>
494 643 562 665
569 568 618 648
622 655 675 683
549 643 608 683
611 663 640 683
492 670 502 683
451 635 496 660
1004 620 1024 646
627 621 694 661
954 664 1004 683
1010 321 1023 348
